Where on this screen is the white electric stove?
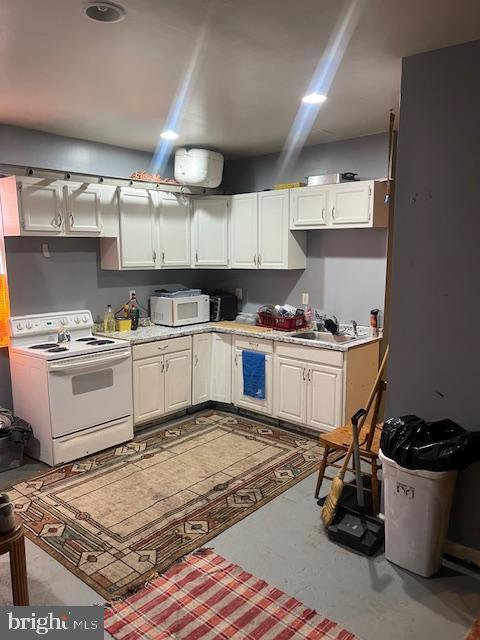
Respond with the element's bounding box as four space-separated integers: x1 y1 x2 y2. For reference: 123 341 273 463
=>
9 310 133 466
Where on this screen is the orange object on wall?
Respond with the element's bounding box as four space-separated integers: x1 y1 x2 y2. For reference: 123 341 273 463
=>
0 180 11 347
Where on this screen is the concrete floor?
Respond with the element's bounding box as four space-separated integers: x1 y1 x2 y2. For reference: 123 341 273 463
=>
0 453 478 640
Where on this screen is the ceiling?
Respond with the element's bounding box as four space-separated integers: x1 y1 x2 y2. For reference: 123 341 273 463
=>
1 0 480 157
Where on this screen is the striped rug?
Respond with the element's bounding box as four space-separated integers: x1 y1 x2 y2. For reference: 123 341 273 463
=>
104 549 360 639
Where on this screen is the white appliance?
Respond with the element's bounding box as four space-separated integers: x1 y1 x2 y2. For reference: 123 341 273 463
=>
9 310 133 466
151 294 210 327
174 148 224 188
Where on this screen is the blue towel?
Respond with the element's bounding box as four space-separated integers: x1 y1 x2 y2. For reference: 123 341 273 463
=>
242 350 266 400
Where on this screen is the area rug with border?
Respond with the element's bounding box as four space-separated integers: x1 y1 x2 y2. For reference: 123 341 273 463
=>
9 411 323 599
105 548 361 639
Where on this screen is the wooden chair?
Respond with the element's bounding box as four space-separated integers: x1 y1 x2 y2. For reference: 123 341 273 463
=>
0 523 29 605
314 379 386 515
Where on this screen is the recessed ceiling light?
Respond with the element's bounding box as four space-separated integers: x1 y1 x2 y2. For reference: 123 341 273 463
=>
84 2 126 23
302 93 327 105
160 130 179 141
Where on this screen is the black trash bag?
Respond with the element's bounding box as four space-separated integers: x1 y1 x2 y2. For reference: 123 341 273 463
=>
380 415 480 471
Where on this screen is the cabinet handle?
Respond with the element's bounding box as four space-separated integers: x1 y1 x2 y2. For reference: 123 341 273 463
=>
161 360 165 372
235 353 238 366
308 369 312 382
69 213 74 228
194 354 198 367
166 359 170 372
321 208 325 222
53 213 63 228
153 250 157 262
248 341 259 347
258 254 261 266
162 251 165 264
195 250 199 263
302 368 306 381
253 254 257 266
331 206 336 220
157 344 168 350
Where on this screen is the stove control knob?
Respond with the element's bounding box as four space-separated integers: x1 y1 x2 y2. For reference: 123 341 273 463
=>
16 322 23 331
82 315 88 323
74 316 81 324
25 321 32 329
60 318 67 326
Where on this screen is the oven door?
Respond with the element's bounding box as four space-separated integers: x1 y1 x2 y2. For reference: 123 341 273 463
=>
47 349 132 438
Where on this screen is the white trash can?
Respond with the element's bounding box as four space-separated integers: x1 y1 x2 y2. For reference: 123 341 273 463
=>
379 449 457 577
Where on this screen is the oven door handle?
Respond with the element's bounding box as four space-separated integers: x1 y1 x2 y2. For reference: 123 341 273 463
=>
48 350 131 373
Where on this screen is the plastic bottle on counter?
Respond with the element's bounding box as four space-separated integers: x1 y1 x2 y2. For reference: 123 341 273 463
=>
129 294 140 331
104 305 116 332
370 308 380 336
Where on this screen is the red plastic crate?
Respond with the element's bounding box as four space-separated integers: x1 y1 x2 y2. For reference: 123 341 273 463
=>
257 312 306 332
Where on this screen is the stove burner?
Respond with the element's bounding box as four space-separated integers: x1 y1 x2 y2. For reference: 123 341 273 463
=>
29 343 59 349
47 347 68 353
76 337 95 342
89 339 114 345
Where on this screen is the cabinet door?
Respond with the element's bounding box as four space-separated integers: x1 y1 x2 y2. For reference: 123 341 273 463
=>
274 356 307 424
258 190 288 269
233 348 273 416
306 363 343 431
17 178 64 233
119 188 157 269
230 193 258 268
193 333 211 405
290 186 329 228
158 192 191 267
133 356 165 424
211 334 232 403
192 197 229 267
165 350 192 413
64 183 102 234
330 181 373 227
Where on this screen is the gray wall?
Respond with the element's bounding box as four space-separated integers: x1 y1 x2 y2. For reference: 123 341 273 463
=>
388 41 480 550
0 124 173 178
223 132 389 193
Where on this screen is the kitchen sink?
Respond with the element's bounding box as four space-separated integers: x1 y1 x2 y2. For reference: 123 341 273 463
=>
289 331 358 343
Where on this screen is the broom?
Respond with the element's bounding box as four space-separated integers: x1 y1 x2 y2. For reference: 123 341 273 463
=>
321 346 389 528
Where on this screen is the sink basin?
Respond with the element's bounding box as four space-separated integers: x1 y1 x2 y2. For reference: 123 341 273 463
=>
289 331 358 343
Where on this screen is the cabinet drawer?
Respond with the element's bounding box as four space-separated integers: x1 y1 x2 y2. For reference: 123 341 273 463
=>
275 343 343 368
132 336 192 360
233 336 274 354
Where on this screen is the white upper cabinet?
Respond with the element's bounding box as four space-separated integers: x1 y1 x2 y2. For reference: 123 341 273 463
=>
17 177 64 234
158 192 191 268
290 185 329 228
192 196 229 267
330 181 373 226
230 193 258 268
64 182 103 234
119 187 157 269
258 190 306 270
290 180 388 230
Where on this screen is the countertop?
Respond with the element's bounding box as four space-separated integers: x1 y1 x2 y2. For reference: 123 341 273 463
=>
96 322 381 352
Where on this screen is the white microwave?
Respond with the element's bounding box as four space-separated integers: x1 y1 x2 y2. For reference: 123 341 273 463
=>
150 294 210 327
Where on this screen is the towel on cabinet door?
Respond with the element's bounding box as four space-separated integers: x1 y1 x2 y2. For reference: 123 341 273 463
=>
242 350 266 400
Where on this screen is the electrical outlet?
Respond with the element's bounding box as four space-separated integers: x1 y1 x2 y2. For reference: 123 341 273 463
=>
235 288 243 301
129 289 136 300
302 292 309 305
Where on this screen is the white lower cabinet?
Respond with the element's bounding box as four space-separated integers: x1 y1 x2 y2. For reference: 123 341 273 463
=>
192 333 211 405
164 350 192 413
210 334 232 403
274 347 344 432
133 356 165 425
132 337 192 426
306 363 343 431
233 345 273 416
274 357 307 423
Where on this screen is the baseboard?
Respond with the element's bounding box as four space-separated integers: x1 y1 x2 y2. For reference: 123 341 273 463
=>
444 540 480 568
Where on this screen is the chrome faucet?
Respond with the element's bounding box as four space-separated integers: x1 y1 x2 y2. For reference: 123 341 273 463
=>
350 320 358 337
57 327 71 344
